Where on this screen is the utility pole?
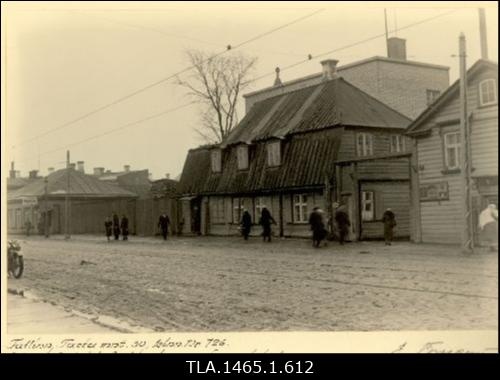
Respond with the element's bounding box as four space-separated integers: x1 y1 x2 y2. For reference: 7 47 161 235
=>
65 150 71 240
44 176 49 238
384 8 389 56
459 33 474 253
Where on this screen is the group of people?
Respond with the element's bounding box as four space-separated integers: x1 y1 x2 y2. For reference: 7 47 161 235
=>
104 213 129 241
240 207 276 242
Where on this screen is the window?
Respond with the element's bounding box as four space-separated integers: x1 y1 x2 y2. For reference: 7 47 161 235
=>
361 191 375 221
210 197 225 224
211 149 222 173
443 132 461 170
479 79 497 106
390 135 406 153
233 198 244 224
267 141 281 167
254 197 265 218
356 133 373 157
237 145 249 170
426 89 441 105
293 194 308 223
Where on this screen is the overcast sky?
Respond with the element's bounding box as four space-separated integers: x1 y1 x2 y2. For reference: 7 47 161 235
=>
3 1 498 180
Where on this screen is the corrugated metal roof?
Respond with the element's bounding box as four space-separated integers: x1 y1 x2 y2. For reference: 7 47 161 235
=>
8 168 137 200
224 77 410 146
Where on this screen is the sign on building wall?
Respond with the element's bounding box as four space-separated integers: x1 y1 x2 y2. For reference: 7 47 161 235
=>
21 197 38 207
420 181 449 202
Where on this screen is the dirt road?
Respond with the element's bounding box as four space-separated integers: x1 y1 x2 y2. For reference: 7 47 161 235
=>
7 235 498 332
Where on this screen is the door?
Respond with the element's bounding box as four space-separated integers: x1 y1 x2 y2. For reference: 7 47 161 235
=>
191 198 202 235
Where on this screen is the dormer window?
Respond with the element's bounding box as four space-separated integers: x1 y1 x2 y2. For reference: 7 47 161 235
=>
479 79 497 106
390 135 406 153
237 145 249 170
211 149 222 173
267 141 281 167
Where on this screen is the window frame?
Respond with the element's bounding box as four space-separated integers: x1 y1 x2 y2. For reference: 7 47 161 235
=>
232 198 245 224
236 144 249 171
254 197 265 219
210 149 222 173
479 79 497 107
267 141 281 167
390 135 406 153
361 191 375 222
292 194 308 223
443 131 461 171
356 132 373 157
210 197 225 224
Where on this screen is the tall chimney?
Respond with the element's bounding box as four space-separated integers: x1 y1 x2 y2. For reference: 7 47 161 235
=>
77 161 85 173
478 8 488 60
320 59 339 81
9 161 16 179
124 165 130 172
387 37 407 60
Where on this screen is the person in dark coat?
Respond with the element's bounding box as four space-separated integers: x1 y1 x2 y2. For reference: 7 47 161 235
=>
24 219 33 237
120 215 129 241
112 213 120 240
104 217 113 242
158 213 171 240
335 204 351 245
259 207 276 242
382 208 396 245
240 210 252 241
309 207 327 248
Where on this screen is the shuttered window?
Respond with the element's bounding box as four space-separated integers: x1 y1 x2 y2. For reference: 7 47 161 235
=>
237 145 249 170
443 132 461 170
479 79 497 106
361 191 375 221
293 194 308 223
211 149 222 173
267 141 281 167
390 135 406 153
356 133 373 156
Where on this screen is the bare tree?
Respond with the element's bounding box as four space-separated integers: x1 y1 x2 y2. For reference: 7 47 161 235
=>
176 50 257 143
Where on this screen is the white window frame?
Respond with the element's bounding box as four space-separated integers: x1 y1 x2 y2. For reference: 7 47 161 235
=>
267 141 281 167
233 198 244 224
293 194 308 223
356 133 373 157
479 79 497 106
237 145 249 170
361 191 375 221
211 149 222 173
426 89 441 106
443 132 461 170
254 197 265 218
390 135 406 153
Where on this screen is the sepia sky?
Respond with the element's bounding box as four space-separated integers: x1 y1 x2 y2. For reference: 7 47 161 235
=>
3 1 498 180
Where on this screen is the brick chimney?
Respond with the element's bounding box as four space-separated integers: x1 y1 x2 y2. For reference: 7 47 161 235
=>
387 37 407 60
93 167 105 176
69 163 76 170
320 59 339 81
77 161 85 173
478 8 489 60
9 161 16 179
124 165 130 172
47 167 55 175
165 173 170 179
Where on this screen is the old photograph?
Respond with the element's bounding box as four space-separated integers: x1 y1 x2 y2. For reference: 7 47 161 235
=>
1 1 498 353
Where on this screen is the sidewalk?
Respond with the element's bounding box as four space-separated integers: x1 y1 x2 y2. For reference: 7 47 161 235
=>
7 292 115 334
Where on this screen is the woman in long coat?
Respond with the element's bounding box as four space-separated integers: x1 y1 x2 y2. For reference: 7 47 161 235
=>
259 207 276 242
120 215 129 241
240 210 252 241
104 217 113 242
309 207 327 248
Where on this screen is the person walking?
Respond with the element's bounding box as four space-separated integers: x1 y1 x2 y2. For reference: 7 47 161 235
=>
479 204 498 251
259 206 276 242
120 215 129 241
382 208 397 246
309 207 327 248
240 209 252 241
112 212 120 240
158 212 171 240
335 204 351 245
24 219 32 237
104 216 113 242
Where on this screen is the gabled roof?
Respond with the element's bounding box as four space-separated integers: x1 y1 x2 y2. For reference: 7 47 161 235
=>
151 178 179 198
407 59 498 135
8 168 137 200
223 77 411 147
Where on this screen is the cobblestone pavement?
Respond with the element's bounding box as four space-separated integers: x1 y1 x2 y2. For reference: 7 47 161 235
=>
6 235 498 332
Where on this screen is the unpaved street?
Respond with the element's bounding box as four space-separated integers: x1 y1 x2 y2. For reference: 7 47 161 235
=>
7 235 498 332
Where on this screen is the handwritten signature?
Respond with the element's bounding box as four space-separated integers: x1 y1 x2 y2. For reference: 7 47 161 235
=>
392 341 498 354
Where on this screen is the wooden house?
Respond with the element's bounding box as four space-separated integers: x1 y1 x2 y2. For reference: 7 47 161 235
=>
407 59 498 244
7 167 137 235
178 60 413 240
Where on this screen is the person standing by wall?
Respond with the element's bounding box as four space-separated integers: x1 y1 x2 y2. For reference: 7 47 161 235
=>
240 209 252 241
120 214 129 241
104 216 113 242
309 207 327 248
335 204 351 245
479 204 498 251
259 206 276 242
382 208 397 246
24 219 32 237
112 212 120 240
158 212 171 240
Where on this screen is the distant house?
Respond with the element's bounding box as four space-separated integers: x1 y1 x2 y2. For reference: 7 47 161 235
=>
178 60 413 239
407 59 498 244
7 167 137 235
93 165 152 198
